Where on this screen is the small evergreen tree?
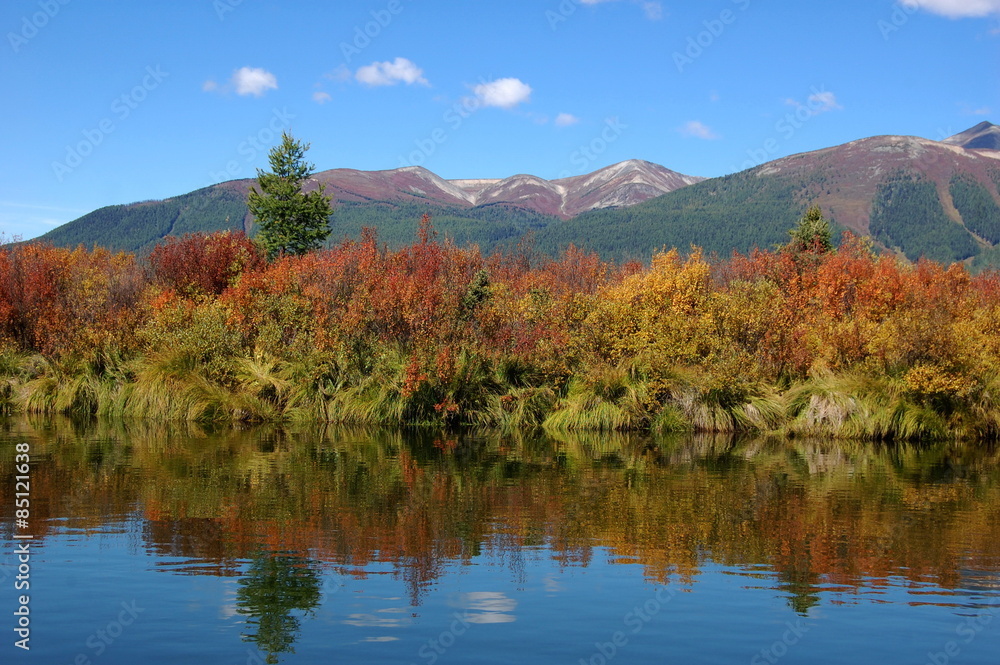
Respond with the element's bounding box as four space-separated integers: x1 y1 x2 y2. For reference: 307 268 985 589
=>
787 205 833 253
460 269 491 320
248 132 333 259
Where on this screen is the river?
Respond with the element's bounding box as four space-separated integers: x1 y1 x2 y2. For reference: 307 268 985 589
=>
2 417 998 664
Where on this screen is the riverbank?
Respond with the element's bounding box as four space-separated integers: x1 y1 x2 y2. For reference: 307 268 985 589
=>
3 225 1000 441
2 350 999 441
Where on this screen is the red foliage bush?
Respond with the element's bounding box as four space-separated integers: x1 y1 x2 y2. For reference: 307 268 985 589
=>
149 231 264 296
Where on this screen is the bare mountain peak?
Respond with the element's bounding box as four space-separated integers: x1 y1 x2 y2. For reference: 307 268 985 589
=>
943 121 1000 151
311 160 702 218
611 158 663 170
393 164 446 182
597 158 652 171
390 164 433 177
952 120 997 135
500 173 550 183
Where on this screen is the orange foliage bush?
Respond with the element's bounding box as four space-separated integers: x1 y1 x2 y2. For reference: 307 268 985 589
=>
0 242 143 358
6 221 1000 414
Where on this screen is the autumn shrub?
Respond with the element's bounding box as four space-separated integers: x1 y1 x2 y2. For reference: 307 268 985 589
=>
148 231 264 297
582 249 717 366
140 291 243 379
7 215 1000 436
0 243 143 360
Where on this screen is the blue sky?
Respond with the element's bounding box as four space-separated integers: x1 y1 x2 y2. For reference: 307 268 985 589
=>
2 0 998 240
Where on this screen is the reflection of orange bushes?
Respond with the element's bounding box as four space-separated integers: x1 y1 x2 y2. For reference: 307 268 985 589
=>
7 425 1000 608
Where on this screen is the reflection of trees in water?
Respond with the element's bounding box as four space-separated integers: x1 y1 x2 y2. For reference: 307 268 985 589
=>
5 417 1000 616
236 552 321 664
779 566 822 615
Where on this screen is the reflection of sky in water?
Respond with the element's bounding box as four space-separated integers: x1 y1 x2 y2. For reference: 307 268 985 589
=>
451 591 518 624
342 613 412 628
543 574 564 594
219 579 238 620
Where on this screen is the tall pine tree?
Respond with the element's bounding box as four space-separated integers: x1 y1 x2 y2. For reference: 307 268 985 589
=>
787 205 833 254
248 132 333 259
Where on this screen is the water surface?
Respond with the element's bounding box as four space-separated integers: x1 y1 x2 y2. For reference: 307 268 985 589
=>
2 418 999 663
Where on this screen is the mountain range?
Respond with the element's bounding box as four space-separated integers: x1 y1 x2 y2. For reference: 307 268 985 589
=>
314 159 703 219
37 122 1000 267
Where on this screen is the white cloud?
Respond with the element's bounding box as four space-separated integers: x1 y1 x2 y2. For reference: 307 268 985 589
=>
640 1 663 19
901 0 1000 17
324 64 352 83
472 78 532 109
555 112 580 127
202 80 218 92
313 91 332 105
231 67 277 97
679 120 720 140
808 90 842 112
959 101 993 115
356 57 428 87
785 89 843 116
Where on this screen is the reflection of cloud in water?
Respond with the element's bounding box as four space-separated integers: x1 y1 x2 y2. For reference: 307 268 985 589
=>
466 612 516 624
220 580 239 619
450 591 517 624
361 636 399 642
342 613 411 628
543 574 564 594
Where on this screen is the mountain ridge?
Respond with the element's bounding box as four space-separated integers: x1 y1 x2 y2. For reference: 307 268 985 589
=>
35 122 1000 268
298 158 703 219
530 123 1000 266
36 159 704 253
